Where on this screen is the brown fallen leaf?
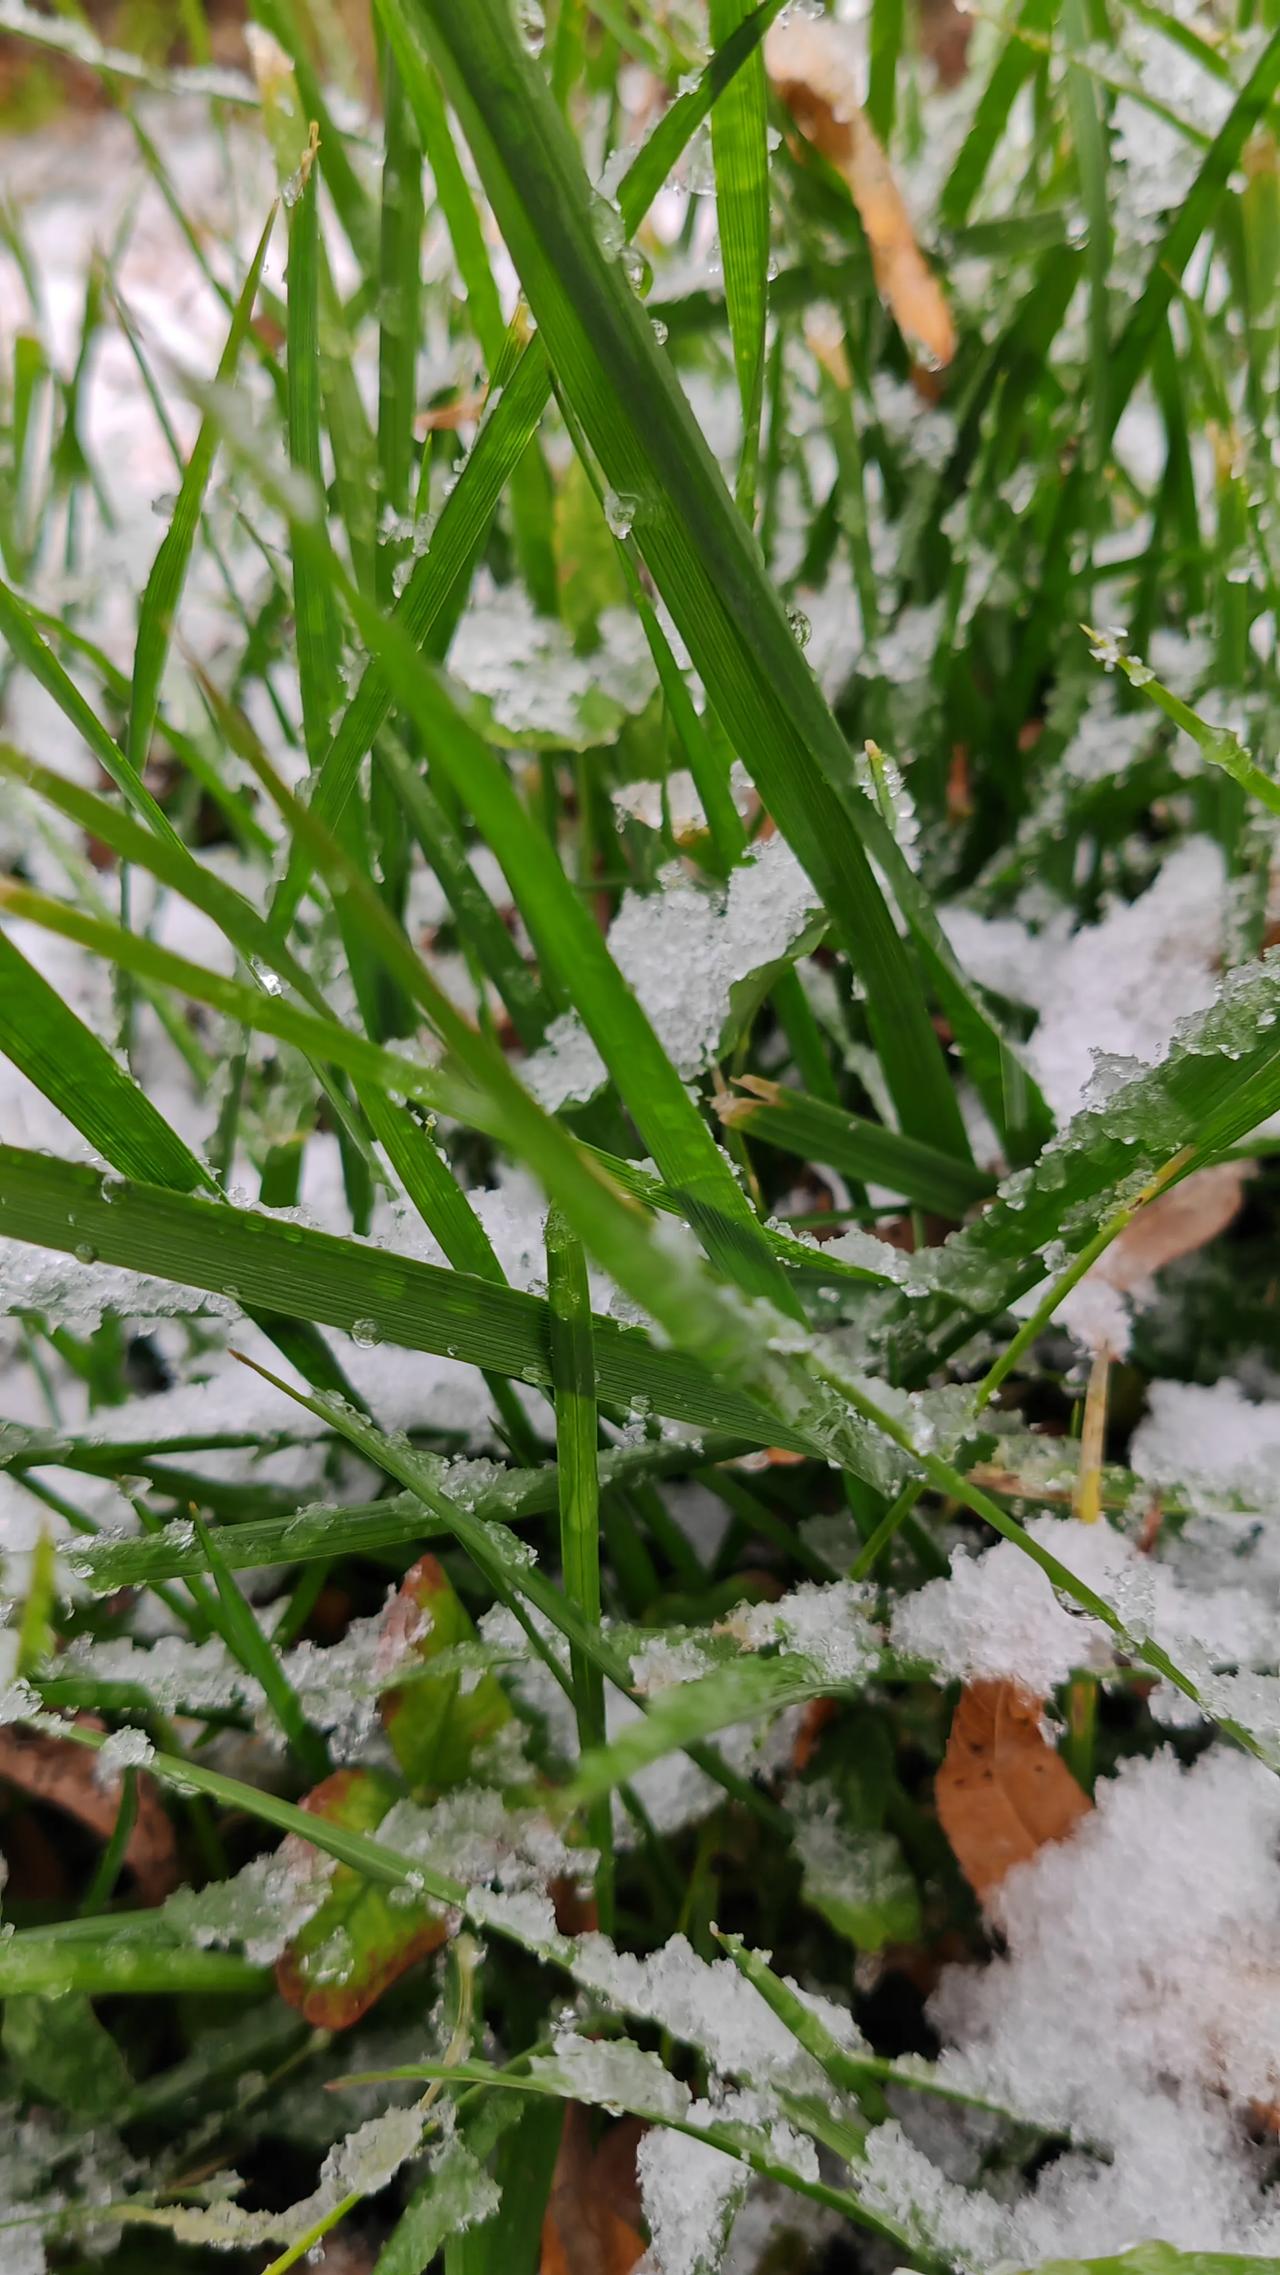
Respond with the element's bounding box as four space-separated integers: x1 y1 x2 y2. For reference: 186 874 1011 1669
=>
0 1722 177 1905
1097 1161 1249 1295
540 2104 647 2275
935 1681 1092 1905
766 15 956 368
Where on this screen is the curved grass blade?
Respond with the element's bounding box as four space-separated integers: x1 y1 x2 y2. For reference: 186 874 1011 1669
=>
718 1077 994 1217
0 1145 808 1451
126 202 276 780
0 576 181 848
399 0 976 1159
67 1432 755 1593
0 929 211 1192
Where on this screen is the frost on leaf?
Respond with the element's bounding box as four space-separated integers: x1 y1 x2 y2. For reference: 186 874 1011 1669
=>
274 1769 450 2028
379 1553 514 1790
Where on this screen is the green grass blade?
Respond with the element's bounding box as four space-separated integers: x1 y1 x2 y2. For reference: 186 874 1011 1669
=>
563 1656 844 1814
383 745 551 1049
67 1433 754 1593
270 334 551 930
0 1146 808 1451
126 203 277 780
193 1515 330 1782
865 0 903 143
939 0 1055 228
0 578 181 848
402 0 971 1158
373 9 503 363
0 929 210 1192
334 618 800 1313
0 1939 269 1998
718 1078 995 1217
544 1209 612 1930
708 0 770 516
376 46 425 604
617 0 789 230
285 128 342 767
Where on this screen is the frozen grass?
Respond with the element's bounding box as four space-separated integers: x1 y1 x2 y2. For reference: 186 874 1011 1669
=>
1 0 1280 2269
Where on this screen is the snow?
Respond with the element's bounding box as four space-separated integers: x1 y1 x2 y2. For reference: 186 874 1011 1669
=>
544 2030 691 2123
637 2122 748 2275
923 1749 1280 2257
1132 1378 1280 1512
524 834 821 1101
446 591 655 746
726 1579 880 1685
569 1932 821 2092
889 1513 1271 1693
943 839 1228 1122
161 1841 336 1966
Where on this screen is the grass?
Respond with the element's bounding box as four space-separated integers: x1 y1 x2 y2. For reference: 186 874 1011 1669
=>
0 0 1279 2269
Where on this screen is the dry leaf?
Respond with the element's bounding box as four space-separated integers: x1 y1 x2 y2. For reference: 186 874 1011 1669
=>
1097 1162 1249 1295
766 16 956 368
540 2105 647 2275
935 1681 1092 1904
0 1723 177 1904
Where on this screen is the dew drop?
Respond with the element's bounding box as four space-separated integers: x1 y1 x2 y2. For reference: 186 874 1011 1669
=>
351 1317 382 1348
603 489 638 539
74 1241 98 1266
787 607 812 650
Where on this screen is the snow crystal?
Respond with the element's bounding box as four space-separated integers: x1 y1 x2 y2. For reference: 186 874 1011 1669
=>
57 1632 255 1717
860 2118 1015 2266
1132 1378 1280 1512
465 1886 565 1953
544 2029 691 2122
637 2122 748 2275
93 1726 156 1789
162 1842 336 1966
447 593 654 745
727 1579 880 1685
379 1787 581 1898
943 838 1227 1120
889 1515 1270 1693
321 2105 423 2199
611 763 755 840
569 1932 816 2089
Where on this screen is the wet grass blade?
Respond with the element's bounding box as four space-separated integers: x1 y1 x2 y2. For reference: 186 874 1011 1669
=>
0 1145 808 1452
126 203 276 781
717 1078 994 1217
708 0 770 516
0 929 211 1192
402 0 971 1159
545 1210 613 1930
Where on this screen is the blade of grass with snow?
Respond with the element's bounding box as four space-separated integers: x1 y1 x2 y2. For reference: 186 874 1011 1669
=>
391 0 972 1158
